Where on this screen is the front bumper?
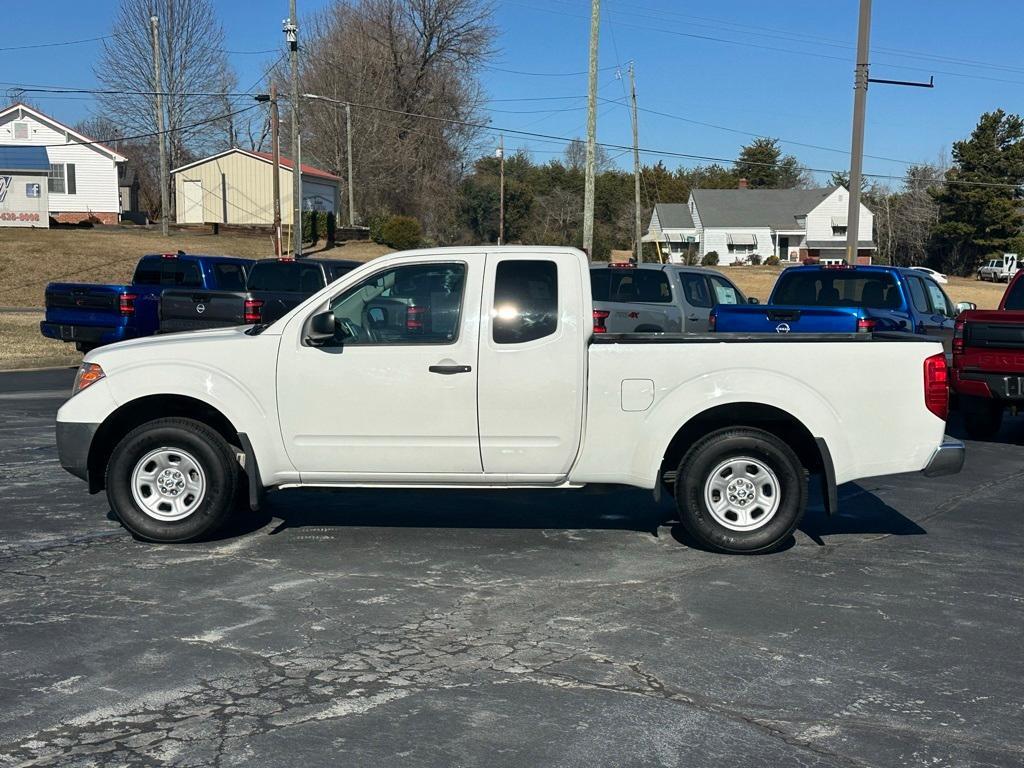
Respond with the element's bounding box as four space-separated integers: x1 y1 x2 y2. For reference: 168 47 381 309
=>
56 421 100 482
922 437 966 478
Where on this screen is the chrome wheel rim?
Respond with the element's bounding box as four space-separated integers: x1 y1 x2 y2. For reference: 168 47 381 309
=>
703 456 781 532
130 447 207 522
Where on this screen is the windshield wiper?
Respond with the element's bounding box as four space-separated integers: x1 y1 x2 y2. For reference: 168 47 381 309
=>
246 323 270 336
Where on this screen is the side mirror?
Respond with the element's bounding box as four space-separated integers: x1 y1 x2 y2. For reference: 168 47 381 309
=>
955 301 977 314
748 297 760 305
306 310 338 345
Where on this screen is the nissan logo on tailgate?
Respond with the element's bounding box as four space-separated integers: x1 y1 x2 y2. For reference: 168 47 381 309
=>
775 323 790 334
196 303 206 315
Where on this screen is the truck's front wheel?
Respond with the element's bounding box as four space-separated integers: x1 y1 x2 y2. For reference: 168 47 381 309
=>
676 428 807 554
105 418 240 543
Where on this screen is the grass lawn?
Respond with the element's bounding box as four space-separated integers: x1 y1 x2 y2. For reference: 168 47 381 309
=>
0 311 80 370
0 225 392 308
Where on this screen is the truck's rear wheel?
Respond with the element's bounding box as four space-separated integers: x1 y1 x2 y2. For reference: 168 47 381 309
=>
961 396 1003 440
105 417 240 542
675 427 806 554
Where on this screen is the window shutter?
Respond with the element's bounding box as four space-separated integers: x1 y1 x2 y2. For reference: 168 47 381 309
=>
66 164 76 195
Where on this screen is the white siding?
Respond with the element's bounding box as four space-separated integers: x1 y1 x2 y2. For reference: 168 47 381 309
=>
805 186 872 244
0 111 120 215
701 227 773 264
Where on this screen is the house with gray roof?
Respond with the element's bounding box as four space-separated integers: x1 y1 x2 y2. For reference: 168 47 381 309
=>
646 183 874 265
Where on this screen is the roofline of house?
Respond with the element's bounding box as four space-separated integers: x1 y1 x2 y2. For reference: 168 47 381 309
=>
0 102 128 163
171 146 341 182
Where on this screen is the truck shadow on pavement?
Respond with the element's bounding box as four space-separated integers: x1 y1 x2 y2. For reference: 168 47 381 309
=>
216 480 925 551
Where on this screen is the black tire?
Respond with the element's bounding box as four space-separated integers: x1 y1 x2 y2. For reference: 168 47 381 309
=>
105 417 240 543
961 396 1004 441
675 427 807 554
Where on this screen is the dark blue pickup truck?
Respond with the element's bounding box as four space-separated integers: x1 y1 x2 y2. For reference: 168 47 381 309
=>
711 264 967 352
41 252 254 352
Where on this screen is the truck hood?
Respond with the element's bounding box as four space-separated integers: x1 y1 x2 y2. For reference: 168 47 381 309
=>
86 326 258 367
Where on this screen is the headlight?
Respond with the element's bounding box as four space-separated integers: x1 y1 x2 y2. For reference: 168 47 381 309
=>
72 363 105 395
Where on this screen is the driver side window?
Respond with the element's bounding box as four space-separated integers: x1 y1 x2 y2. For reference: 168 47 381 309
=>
328 263 466 345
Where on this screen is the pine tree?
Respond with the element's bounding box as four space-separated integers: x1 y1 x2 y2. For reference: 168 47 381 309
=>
735 138 804 188
930 110 1024 274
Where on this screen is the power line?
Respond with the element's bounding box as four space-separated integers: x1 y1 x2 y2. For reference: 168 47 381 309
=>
0 35 114 52
307 95 1022 190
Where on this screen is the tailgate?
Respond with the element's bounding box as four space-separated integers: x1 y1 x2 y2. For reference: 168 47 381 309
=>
965 320 1024 350
160 289 246 331
44 283 126 324
714 305 861 333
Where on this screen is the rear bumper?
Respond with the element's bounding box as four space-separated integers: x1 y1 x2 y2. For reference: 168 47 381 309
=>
56 421 99 482
921 437 966 478
40 322 125 345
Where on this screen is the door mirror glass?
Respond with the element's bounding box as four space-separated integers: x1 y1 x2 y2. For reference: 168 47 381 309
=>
306 310 338 345
955 301 977 314
748 297 760 305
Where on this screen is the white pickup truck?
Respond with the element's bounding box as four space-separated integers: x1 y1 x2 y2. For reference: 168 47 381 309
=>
56 247 964 554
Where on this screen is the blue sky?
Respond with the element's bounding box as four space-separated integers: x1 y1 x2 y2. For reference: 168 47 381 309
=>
3 0 1021 189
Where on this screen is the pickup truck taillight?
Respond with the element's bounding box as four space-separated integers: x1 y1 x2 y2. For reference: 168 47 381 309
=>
708 312 716 331
924 352 949 421
119 293 137 316
952 319 965 354
244 298 264 324
593 309 610 334
856 318 876 333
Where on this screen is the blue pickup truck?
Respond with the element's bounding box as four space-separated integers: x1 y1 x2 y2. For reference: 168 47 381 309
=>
711 264 967 351
41 252 254 352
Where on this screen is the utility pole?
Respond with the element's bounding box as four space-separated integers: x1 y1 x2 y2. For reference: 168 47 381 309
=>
150 15 169 237
270 83 283 257
345 101 355 227
284 6 301 256
497 135 505 245
844 0 871 265
582 0 600 258
629 62 642 263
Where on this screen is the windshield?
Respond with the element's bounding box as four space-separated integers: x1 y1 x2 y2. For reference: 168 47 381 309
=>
247 261 325 293
1005 278 1024 310
773 271 901 309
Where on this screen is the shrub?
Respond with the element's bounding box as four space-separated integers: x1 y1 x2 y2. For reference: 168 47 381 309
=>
302 211 336 246
701 251 719 266
765 255 780 266
748 253 762 266
379 215 422 250
367 211 391 244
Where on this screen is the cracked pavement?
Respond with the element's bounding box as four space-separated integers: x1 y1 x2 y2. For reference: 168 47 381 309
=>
0 368 1022 767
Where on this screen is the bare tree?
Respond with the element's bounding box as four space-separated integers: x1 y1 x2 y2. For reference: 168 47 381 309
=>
564 138 611 174
93 0 235 174
300 0 496 231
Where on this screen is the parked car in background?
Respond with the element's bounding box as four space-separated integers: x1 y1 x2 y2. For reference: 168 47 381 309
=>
57 246 962 554
590 262 753 334
951 271 1024 439
711 265 967 352
160 257 362 333
910 266 948 284
977 254 1019 282
41 253 254 352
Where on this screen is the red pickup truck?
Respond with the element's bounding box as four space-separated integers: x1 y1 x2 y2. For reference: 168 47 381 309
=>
952 272 1024 438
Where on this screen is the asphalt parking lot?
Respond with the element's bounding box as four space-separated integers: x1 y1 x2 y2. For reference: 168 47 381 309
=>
0 368 1022 767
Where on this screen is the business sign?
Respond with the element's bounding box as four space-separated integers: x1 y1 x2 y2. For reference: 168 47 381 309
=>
0 173 48 228
0 176 10 203
25 183 40 198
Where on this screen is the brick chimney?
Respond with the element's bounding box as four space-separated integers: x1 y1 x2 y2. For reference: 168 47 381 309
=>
738 178 749 189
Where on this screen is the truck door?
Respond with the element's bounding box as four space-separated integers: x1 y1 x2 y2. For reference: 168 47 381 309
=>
678 271 713 332
276 255 484 479
477 251 586 478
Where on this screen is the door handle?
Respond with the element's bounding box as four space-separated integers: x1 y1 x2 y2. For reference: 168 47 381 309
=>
429 364 472 375
688 314 699 321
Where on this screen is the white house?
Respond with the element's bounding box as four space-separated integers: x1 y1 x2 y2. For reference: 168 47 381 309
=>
644 203 699 260
646 184 874 265
0 103 127 225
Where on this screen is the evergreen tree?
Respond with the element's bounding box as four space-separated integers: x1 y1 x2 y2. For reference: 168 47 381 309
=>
930 110 1024 274
735 138 804 188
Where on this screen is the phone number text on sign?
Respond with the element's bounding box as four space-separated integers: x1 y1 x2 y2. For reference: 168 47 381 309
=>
0 212 41 222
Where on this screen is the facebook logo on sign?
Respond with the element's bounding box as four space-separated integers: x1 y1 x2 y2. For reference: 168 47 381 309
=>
0 176 11 203
25 183 40 198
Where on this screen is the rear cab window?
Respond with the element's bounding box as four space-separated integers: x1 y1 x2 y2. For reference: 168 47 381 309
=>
1005 278 1024 310
494 260 558 343
773 270 900 309
248 261 326 293
212 262 247 291
590 267 671 304
132 256 201 287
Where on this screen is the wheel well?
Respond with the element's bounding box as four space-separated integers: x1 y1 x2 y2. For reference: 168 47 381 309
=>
87 395 240 493
659 402 823 486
